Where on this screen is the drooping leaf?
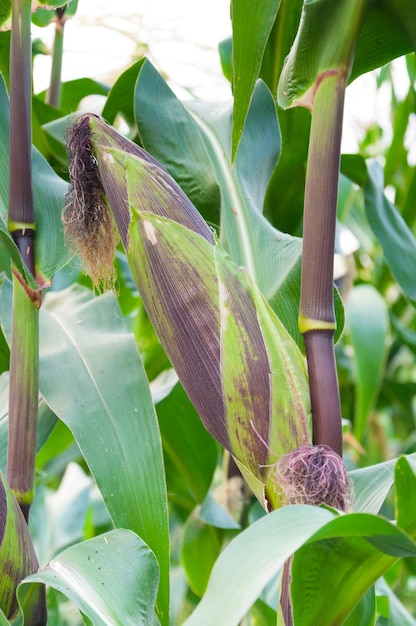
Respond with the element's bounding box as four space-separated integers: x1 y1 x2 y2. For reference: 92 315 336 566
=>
290 455 416 625
183 498 416 626
364 159 416 305
18 530 159 626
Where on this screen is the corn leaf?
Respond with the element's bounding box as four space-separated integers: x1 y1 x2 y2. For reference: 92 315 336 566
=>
18 530 159 626
183 486 416 626
35 284 169 625
230 0 282 159
364 159 416 305
291 455 416 624
347 284 390 442
277 0 416 109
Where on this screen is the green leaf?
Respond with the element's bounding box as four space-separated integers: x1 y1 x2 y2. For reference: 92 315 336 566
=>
184 503 416 626
376 577 416 626
278 0 416 109
277 0 368 109
348 455 413 515
199 493 241 531
30 463 98 566
181 510 222 597
33 0 71 8
103 58 146 128
395 455 416 532
218 37 232 83
0 0 11 27
347 284 390 441
18 530 159 626
36 285 169 625
38 78 109 116
343 587 376 626
350 0 416 82
134 59 221 228
184 505 334 626
364 159 416 305
290 456 416 625
156 383 218 507
230 0 281 159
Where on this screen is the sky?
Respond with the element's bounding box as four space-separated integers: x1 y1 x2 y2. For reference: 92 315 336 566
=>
33 0 232 100
32 0 413 157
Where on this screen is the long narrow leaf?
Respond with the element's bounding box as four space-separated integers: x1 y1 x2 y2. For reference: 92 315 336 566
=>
18 530 159 626
231 0 281 159
347 284 390 442
2 282 170 625
184 495 416 626
364 159 416 305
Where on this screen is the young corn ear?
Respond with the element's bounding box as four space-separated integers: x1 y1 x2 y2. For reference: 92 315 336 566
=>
0 474 39 619
64 114 352 511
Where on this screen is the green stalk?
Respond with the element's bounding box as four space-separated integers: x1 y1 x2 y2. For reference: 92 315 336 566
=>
7 0 39 521
298 73 346 457
6 274 40 522
46 7 66 107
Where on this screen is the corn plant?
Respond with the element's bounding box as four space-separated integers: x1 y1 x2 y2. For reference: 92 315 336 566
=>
0 0 415 624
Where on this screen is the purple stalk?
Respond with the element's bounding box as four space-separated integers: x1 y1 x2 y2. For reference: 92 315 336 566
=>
8 0 36 264
299 72 346 457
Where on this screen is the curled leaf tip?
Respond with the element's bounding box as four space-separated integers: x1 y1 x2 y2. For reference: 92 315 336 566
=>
273 444 352 511
63 113 118 291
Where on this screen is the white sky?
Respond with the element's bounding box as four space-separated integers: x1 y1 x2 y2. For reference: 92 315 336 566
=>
33 0 232 100
32 0 414 158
